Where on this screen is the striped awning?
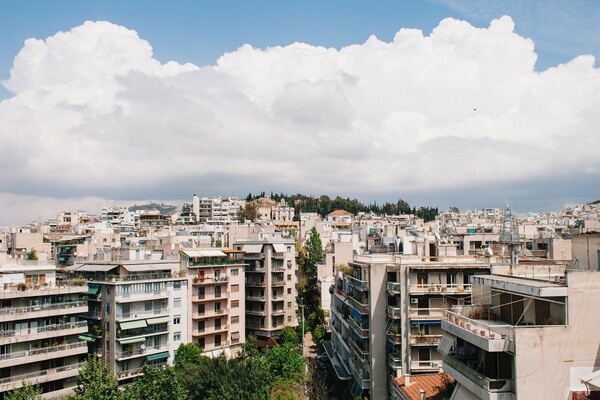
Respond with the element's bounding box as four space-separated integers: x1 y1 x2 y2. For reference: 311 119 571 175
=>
146 316 170 325
119 320 147 330
147 351 170 361
119 337 146 345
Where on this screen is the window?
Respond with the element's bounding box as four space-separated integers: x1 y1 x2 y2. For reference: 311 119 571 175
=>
145 283 152 293
198 337 205 348
214 302 221 312
174 281 181 289
215 335 221 347
105 304 110 314
174 332 181 342
231 269 239 276
287 274 292 281
287 288 291 294
287 246 291 252
106 341 110 351
231 316 239 324
197 304 205 315
287 260 292 269
231 284 239 293
174 298 181 308
231 331 240 344
174 316 181 325
122 285 130 294
145 301 152 311
105 321 110 332
288 316 292 322
287 302 292 308
231 300 239 308
106 287 110 295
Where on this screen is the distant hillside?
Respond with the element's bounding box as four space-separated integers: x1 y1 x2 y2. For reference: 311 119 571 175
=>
128 203 178 215
590 200 600 205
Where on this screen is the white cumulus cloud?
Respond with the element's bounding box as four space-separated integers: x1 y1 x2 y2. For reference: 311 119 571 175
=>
1 16 599 224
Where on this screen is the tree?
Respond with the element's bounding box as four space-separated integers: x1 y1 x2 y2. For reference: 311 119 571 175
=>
237 203 259 222
26 250 38 261
71 355 121 400
277 325 300 347
174 343 202 367
306 228 323 268
265 342 304 384
6 381 42 400
124 366 186 400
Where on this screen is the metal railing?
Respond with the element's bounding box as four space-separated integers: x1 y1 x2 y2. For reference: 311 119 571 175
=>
409 307 443 320
347 296 368 315
388 305 401 319
388 352 402 369
116 344 167 359
0 301 87 316
117 308 168 320
0 362 83 386
346 275 369 291
410 359 442 371
443 308 515 341
387 282 401 294
1 321 87 338
410 334 443 346
0 341 87 362
348 318 369 338
409 283 472 294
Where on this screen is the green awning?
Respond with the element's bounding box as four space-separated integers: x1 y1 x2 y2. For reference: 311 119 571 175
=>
87 284 100 295
78 335 97 342
119 320 147 330
147 351 170 361
146 316 170 325
119 337 147 345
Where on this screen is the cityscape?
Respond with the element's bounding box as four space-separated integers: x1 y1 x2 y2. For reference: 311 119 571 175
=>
2 1 600 399
0 196 599 399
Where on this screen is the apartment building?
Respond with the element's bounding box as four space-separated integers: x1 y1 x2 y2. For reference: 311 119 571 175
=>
0 263 88 399
440 263 600 400
180 249 246 357
386 255 491 396
191 195 245 223
234 236 298 344
66 261 187 384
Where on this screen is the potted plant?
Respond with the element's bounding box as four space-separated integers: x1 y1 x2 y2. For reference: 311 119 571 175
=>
17 282 26 291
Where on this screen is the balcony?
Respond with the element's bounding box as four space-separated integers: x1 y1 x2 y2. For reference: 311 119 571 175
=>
349 339 369 362
387 281 401 295
117 308 168 321
0 301 87 322
192 324 229 337
410 359 442 372
0 282 87 299
388 305 401 319
347 296 368 315
443 355 515 397
246 309 266 316
116 344 168 360
104 272 174 282
0 341 88 368
348 358 370 389
410 334 442 346
271 280 285 287
388 352 402 369
118 325 168 340
408 307 443 321
442 308 515 353
193 308 229 319
387 331 401 344
348 318 369 338
115 290 169 302
409 283 472 295
0 321 87 345
245 280 266 287
246 295 265 302
0 362 83 392
346 275 369 291
192 276 229 286
271 309 285 316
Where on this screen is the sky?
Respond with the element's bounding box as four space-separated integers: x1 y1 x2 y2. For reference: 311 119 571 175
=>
1 0 600 225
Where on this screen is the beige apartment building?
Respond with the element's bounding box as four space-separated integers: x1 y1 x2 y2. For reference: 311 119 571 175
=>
234 236 298 344
66 261 186 384
180 249 247 357
0 262 88 399
440 263 600 400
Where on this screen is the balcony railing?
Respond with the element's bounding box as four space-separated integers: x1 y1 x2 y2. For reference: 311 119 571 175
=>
271 280 285 287
388 352 402 369
443 307 515 341
349 339 369 362
410 359 442 371
346 275 369 291
116 344 168 359
117 308 168 320
0 362 84 387
272 309 285 316
118 326 168 340
443 355 514 393
245 280 266 287
192 324 229 336
246 295 265 301
348 358 370 388
0 301 87 318
387 282 401 294
348 318 369 338
1 321 87 340
410 334 442 346
192 276 229 285
388 305 401 319
193 308 229 319
409 283 472 295
0 341 87 362
104 272 174 282
347 296 368 315
409 307 443 320
246 309 266 316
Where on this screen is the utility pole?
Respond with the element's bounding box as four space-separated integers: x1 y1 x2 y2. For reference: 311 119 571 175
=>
301 303 305 357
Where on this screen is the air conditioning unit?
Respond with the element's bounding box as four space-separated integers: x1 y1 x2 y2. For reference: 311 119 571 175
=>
410 298 418 304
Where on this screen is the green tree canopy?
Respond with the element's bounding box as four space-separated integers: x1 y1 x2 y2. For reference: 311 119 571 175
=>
124 366 186 400
71 356 121 400
6 381 42 400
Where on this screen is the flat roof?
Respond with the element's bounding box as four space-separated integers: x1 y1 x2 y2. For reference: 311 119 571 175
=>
472 274 567 297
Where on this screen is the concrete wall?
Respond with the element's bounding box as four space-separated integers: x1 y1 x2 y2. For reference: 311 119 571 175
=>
572 234 600 271
514 271 600 400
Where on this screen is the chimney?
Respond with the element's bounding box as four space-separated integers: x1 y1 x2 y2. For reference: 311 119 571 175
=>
419 389 426 400
404 374 410 386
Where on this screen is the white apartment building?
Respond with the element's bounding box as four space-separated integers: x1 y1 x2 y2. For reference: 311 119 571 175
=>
0 263 88 399
234 236 298 344
192 195 245 223
181 249 247 357
66 261 187 384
